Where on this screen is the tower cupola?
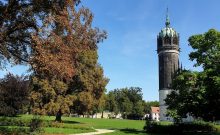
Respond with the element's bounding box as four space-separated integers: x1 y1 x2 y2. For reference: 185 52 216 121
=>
158 8 178 38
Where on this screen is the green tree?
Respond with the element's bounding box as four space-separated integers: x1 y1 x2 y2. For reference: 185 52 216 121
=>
0 73 29 116
189 29 220 121
30 77 75 121
105 87 145 119
165 70 205 122
105 92 119 114
166 29 220 121
130 101 144 119
121 96 133 119
71 51 109 116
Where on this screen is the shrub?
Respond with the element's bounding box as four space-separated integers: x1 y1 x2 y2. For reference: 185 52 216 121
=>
144 120 217 134
49 121 64 128
0 126 29 135
29 116 44 134
0 117 29 126
0 74 29 117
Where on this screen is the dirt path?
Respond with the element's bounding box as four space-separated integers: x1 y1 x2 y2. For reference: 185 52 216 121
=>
69 129 115 135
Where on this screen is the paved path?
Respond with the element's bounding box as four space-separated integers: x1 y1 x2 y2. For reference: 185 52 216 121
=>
69 129 115 135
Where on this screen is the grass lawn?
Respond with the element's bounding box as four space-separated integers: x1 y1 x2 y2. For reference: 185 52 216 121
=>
0 115 146 135
1 115 220 135
61 116 146 135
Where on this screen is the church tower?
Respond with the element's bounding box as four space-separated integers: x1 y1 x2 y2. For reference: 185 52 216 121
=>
157 9 180 121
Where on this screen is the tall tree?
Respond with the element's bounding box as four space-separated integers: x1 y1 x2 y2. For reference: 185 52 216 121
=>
0 0 108 121
30 0 107 121
166 29 220 121
188 29 220 121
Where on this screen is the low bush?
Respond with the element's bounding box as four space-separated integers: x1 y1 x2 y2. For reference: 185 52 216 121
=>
0 117 29 126
29 116 44 134
0 126 29 135
144 120 217 134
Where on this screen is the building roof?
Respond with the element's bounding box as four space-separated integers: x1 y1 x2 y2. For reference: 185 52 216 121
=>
151 107 159 113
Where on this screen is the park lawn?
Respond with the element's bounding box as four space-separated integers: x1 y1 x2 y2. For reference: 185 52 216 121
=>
35 115 146 135
60 116 146 135
44 127 94 134
3 115 220 135
0 115 96 134
0 126 95 134
1 115 146 135
61 117 145 130
17 115 144 130
18 114 145 130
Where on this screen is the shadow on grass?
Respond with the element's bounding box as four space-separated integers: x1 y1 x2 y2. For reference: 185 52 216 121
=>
43 119 82 125
62 120 81 124
119 128 145 134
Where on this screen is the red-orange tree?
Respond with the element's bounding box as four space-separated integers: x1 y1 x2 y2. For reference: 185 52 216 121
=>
29 0 107 121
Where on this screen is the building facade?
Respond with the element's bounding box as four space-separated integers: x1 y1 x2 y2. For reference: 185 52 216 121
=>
151 107 160 121
157 10 180 121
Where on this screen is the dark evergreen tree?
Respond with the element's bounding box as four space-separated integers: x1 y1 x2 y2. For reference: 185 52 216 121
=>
0 73 29 116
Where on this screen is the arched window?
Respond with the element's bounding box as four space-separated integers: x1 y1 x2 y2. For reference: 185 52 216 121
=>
164 36 171 44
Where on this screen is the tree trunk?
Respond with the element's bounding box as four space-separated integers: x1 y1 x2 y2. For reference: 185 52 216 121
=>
101 111 104 118
55 109 62 122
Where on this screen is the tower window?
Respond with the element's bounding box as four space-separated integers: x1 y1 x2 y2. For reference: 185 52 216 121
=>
164 36 171 44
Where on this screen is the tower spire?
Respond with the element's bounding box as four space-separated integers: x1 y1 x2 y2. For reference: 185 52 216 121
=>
165 7 170 27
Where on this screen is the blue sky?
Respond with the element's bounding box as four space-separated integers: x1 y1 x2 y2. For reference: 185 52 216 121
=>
1 0 220 101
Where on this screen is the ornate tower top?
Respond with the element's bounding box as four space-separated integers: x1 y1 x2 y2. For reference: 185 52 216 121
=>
158 8 178 38
165 8 170 27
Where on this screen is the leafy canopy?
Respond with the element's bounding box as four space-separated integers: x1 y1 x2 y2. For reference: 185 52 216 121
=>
166 29 220 121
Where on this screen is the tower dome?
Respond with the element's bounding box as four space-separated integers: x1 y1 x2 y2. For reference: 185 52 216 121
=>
159 27 178 38
158 8 178 38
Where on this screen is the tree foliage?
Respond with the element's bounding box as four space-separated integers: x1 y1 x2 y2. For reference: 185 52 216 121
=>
30 77 75 116
0 0 37 67
166 29 220 121
105 87 145 119
0 0 108 120
71 51 109 115
0 73 29 116
166 70 206 121
28 0 108 121
30 0 106 80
